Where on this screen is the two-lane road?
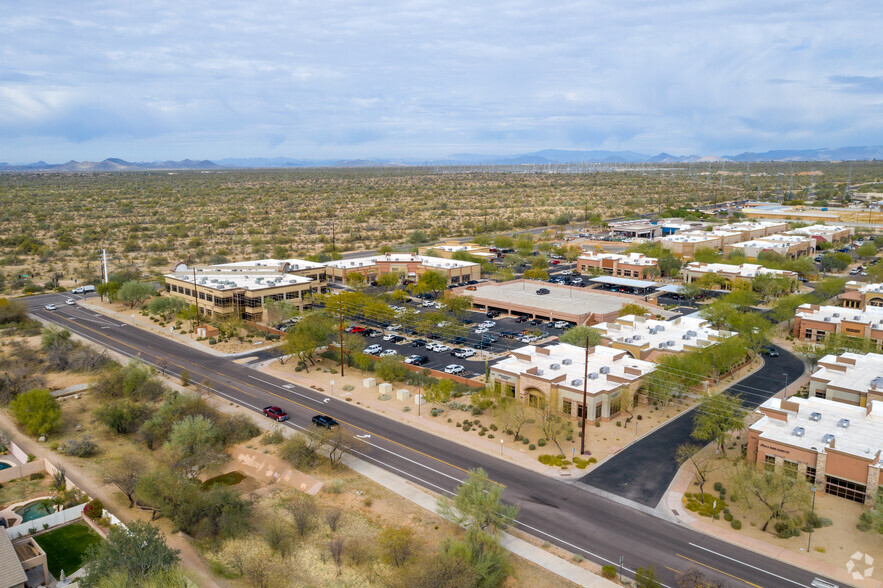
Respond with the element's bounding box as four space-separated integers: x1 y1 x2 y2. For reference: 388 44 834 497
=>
28 293 839 588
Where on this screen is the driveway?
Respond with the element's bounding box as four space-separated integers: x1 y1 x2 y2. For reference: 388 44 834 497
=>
579 343 806 507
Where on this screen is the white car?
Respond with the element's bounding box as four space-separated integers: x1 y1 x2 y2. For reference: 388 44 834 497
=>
422 300 435 307
437 321 451 327
387 324 402 331
444 364 465 374
44 304 57 311
572 277 583 284
382 333 397 341
474 327 489 334
364 344 383 355
560 270 572 276
554 321 569 329
480 321 496 328
454 348 476 358
404 354 423 364
434 302 445 309
433 344 450 353
65 298 76 305
379 349 398 357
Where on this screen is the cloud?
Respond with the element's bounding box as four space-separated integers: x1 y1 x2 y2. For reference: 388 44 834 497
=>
1 0 882 161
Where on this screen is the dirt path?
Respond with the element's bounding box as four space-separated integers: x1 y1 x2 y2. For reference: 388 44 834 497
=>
0 411 223 588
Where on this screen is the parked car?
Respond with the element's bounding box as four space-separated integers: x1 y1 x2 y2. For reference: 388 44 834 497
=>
366 330 381 338
554 320 569 329
466 280 479 285
474 327 489 334
762 346 779 357
487 310 501 318
263 406 289 422
392 335 406 343
529 318 543 325
560 270 572 276
466 286 477 291
432 344 450 353
44 304 56 311
364 344 383 355
405 354 429 365
451 336 467 344
515 315 528 323
382 333 397 341
379 349 398 357
350 326 366 334
454 348 476 358
536 288 550 295
422 300 435 307
311 415 338 429
444 364 465 374
481 321 496 328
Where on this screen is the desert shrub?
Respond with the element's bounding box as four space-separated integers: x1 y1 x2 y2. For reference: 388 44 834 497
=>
713 481 723 492
83 499 104 520
538 454 571 467
803 511 833 530
537 439 546 447
522 437 529 445
602 565 617 579
261 428 284 445
29 473 45 480
684 493 726 518
528 444 536 450
10 389 62 437
279 434 321 469
216 414 260 446
731 519 742 530
96 400 151 434
774 518 802 538
59 436 98 457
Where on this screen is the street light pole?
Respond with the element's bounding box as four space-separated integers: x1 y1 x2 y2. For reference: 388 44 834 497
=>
807 486 817 552
580 341 590 455
783 372 789 398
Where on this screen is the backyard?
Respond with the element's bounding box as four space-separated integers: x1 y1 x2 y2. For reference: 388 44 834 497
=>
33 520 103 578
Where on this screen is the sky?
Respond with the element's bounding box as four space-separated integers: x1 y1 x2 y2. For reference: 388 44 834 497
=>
2 0 883 163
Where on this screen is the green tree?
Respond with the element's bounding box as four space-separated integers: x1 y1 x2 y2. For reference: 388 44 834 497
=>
692 392 746 455
408 230 429 244
515 237 534 257
376 354 408 382
693 248 722 263
538 403 571 456
282 313 334 371
722 288 759 310
424 378 454 411
10 388 62 436
378 527 418 567
732 312 773 356
531 256 549 270
820 253 849 272
730 462 811 532
441 527 512 588
493 235 514 250
378 272 401 292
96 281 120 302
164 415 224 475
346 272 366 289
675 443 718 498
658 254 683 278
443 292 473 317
857 489 883 534
813 277 846 302
695 273 728 291
40 325 72 351
80 520 180 588
618 303 648 317
146 296 188 321
118 280 156 308
521 268 549 281
677 281 703 305
437 468 519 533
558 325 602 348
415 270 448 298
856 241 878 260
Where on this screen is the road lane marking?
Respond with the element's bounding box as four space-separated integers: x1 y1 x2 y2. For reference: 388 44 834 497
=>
248 375 325 404
688 543 811 587
676 553 762 588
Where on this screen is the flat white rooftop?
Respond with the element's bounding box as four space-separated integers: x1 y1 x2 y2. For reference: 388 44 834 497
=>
327 254 478 270
795 304 883 326
493 343 655 395
216 258 325 270
813 352 883 396
753 396 883 465
683 262 796 278
846 281 883 294
579 252 657 265
592 314 734 352
168 271 312 291
718 220 787 231
464 281 647 317
659 234 720 243
787 224 853 236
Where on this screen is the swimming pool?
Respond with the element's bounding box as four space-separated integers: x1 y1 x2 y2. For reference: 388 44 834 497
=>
14 500 54 522
0 461 12 471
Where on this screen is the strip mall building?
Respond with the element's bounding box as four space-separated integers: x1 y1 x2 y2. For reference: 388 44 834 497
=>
326 253 480 285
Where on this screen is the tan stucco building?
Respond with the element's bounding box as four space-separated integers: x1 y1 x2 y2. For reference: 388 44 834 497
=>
326 253 480 285
577 252 658 279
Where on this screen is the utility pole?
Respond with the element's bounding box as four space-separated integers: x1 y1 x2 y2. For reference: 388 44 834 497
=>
338 296 345 376
331 219 336 255
192 268 200 327
102 249 109 284
580 341 590 455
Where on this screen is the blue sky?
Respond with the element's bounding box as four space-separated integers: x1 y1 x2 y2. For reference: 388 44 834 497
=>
2 0 882 162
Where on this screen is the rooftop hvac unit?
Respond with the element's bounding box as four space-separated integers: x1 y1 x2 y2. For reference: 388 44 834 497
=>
854 316 861 321
658 342 666 348
571 379 583 386
657 325 665 332
822 434 835 444
600 366 610 374
792 427 805 437
809 412 822 422
833 312 840 318
648 327 657 335
562 358 573 366
667 340 676 347
823 317 831 322
633 335 641 341
686 330 698 337
682 334 691 340
838 418 850 429
588 372 599 380
210 279 218 283
872 376 883 389
550 363 560 370
624 337 633 343
536 369 544 376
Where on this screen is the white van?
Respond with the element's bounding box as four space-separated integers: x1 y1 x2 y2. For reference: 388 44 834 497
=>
72 285 95 294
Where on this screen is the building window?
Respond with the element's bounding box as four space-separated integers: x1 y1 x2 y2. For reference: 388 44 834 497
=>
825 475 866 503
805 466 817 484
764 455 776 472
815 389 827 399
577 403 584 418
595 404 602 419
804 329 812 340
562 400 572 415
494 381 502 394
783 460 798 478
505 385 515 398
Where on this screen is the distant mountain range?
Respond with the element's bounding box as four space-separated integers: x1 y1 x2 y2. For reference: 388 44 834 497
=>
2 146 882 171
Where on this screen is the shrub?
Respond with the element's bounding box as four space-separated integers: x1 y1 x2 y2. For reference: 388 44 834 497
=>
774 518 802 538
713 482 723 492
325 479 344 494
537 439 546 447
724 513 734 522
216 414 260 445
261 428 284 445
487 434 494 439
594 421 601 428
731 519 742 530
602 565 617 579
180 370 190 387
29 473 45 480
96 401 151 434
528 444 536 450
522 437 530 445
616 421 621 427
10 389 63 437
83 499 104 520
489 424 498 431
59 436 98 457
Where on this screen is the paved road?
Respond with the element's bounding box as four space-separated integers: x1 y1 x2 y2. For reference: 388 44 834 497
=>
582 343 806 506
28 293 837 588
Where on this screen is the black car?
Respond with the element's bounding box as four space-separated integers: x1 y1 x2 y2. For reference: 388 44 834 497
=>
312 414 338 429
536 288 550 295
515 316 528 323
487 310 501 318
466 280 479 285
410 355 430 366
461 318 474 325
391 335 406 343
474 341 490 350
452 336 467 344
529 318 543 326
411 339 427 347
481 335 498 343
762 346 779 357
544 321 556 328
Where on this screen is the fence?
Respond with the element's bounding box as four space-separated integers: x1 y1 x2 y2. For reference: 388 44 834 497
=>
6 504 86 540
9 440 28 464
0 459 45 485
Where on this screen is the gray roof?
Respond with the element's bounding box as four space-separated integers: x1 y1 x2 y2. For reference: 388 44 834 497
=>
0 533 27 588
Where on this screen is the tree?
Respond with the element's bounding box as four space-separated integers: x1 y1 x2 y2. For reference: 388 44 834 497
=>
443 292 473 318
657 254 683 278
692 392 746 455
492 396 534 441
346 272 366 289
857 489 883 534
677 282 703 305
80 521 180 588
316 425 364 468
415 270 448 298
493 235 514 250
378 271 401 292
104 454 144 508
635 565 663 588
441 527 512 588
521 268 549 281
722 288 759 310
618 303 648 317
282 493 316 536
813 277 846 302
264 299 299 324
282 313 334 371
732 312 772 356
164 415 224 475
558 325 602 348
693 248 722 263
538 404 571 456
695 273 728 291
378 526 418 567
820 252 849 272
856 241 878 260
730 462 811 532
424 378 454 412
96 281 120 302
146 296 188 321
408 230 429 244
117 280 155 308
437 468 519 533
10 388 62 436
675 443 718 498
